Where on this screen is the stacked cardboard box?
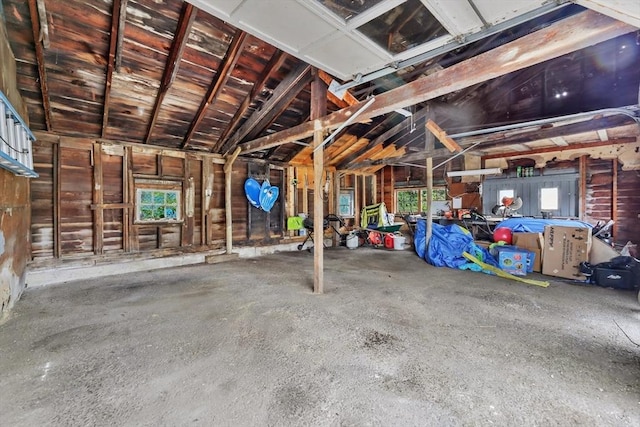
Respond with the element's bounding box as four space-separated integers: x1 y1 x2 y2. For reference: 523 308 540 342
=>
542 226 591 280
512 232 544 273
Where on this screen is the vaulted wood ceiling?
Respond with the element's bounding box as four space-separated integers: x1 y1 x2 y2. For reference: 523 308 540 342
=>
2 0 639 172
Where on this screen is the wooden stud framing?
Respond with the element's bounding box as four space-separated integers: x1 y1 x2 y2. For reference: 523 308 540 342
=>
579 155 587 220
313 120 324 294
92 143 104 254
612 158 618 240
224 147 241 254
53 142 61 258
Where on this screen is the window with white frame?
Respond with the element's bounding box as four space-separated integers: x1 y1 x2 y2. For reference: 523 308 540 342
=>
135 181 182 223
540 187 559 211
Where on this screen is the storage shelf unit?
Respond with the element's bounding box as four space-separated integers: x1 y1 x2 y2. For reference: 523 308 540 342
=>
0 91 37 178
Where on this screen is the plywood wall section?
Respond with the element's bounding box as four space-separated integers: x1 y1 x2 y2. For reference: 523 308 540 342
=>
29 134 286 267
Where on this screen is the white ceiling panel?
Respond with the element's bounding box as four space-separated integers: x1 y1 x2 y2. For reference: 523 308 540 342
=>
187 0 244 19
231 0 336 53
472 0 549 26
425 0 484 36
576 0 640 28
304 33 390 79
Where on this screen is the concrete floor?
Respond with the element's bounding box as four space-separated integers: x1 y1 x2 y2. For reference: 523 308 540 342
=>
1 247 639 426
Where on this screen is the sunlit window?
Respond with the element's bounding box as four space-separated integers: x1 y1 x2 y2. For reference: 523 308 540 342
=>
540 187 559 211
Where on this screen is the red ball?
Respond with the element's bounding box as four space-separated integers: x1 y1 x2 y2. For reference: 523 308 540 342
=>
493 227 513 244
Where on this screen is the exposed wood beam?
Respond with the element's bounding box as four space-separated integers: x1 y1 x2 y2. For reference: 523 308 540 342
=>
472 115 634 150
480 137 637 160
102 0 122 138
220 63 312 155
318 70 359 106
213 50 287 152
35 0 49 49
145 3 197 144
115 0 128 72
426 119 463 152
238 11 634 154
182 29 248 150
339 109 430 169
27 0 52 131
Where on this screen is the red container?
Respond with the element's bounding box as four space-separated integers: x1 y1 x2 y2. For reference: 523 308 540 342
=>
384 233 394 249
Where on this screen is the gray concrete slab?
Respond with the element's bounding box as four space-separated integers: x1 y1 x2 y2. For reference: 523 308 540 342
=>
1 247 639 426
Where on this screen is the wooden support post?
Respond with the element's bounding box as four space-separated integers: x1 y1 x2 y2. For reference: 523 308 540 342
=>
381 168 385 205
332 170 340 246
426 157 433 249
224 147 241 254
302 168 309 216
122 147 130 252
579 155 587 220
612 158 618 241
360 175 366 209
53 142 61 258
354 175 360 227
92 143 104 255
287 166 296 237
389 167 395 212
425 114 434 250
313 120 324 294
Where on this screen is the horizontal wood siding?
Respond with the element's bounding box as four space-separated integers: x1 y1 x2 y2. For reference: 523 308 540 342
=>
29 133 278 268
31 143 55 259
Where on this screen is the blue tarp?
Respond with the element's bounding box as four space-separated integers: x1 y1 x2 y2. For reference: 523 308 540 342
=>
414 220 499 271
494 218 592 233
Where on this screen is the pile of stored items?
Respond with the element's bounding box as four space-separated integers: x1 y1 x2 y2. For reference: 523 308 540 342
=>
413 217 640 291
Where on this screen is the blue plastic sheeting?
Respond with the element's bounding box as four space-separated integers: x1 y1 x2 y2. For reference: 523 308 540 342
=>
414 220 499 271
494 218 592 233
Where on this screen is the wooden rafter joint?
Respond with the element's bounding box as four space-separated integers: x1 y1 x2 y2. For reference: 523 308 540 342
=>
426 119 462 153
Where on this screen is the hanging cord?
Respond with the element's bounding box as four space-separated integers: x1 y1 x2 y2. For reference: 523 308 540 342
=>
0 134 28 155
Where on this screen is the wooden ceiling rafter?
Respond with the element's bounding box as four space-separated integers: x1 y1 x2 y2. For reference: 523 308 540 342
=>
27 0 52 131
481 137 637 160
220 62 313 155
181 29 248 150
114 0 128 72
101 0 123 138
464 114 635 150
212 49 287 153
339 108 431 170
145 2 198 144
238 10 634 155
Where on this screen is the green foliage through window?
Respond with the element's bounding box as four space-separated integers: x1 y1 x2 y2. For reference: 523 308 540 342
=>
137 189 180 222
396 188 447 213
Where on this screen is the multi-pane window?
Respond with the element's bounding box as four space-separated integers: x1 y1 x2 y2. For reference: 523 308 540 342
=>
135 185 182 223
396 188 447 213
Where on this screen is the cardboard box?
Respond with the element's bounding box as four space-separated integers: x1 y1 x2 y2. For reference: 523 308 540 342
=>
512 232 544 273
542 226 591 280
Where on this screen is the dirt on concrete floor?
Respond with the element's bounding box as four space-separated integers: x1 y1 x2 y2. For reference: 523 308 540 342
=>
1 247 639 426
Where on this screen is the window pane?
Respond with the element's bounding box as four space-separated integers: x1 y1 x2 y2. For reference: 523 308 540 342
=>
315 0 385 20
541 187 559 210
136 188 181 222
397 190 419 213
357 0 448 54
498 189 514 205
